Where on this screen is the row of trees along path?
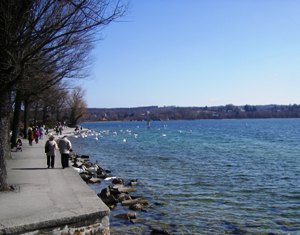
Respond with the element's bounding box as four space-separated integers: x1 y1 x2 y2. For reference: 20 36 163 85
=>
0 0 126 191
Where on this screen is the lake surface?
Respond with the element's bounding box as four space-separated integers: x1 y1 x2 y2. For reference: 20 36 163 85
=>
71 119 300 234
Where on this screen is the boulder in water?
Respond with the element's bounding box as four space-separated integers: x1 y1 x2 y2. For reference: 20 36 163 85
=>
118 193 132 202
127 179 138 186
112 178 124 185
151 228 171 235
112 185 136 193
114 212 137 220
121 198 149 206
129 203 143 211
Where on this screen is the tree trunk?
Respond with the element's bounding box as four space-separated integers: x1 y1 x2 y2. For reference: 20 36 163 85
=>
42 105 47 125
0 90 12 191
69 108 76 127
23 99 29 139
56 107 60 123
11 91 22 148
33 103 38 125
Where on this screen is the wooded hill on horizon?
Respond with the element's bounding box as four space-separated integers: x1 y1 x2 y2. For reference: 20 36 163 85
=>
85 104 300 122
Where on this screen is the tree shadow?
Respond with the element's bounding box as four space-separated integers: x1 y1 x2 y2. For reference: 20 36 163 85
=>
11 168 49 170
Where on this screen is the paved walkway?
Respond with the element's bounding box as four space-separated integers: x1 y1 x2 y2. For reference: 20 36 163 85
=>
0 130 109 234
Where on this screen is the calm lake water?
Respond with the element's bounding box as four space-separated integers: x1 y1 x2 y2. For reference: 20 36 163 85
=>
71 119 300 235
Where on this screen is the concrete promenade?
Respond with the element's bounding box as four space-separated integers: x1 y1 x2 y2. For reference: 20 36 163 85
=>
0 130 110 234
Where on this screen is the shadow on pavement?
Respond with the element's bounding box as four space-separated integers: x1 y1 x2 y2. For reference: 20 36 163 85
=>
11 168 49 170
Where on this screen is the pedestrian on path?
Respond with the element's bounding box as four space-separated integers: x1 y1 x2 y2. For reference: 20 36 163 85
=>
58 135 72 169
27 127 34 146
45 135 58 168
39 126 44 140
33 127 40 144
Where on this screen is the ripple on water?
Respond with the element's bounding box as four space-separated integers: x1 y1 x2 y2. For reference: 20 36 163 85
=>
72 120 300 234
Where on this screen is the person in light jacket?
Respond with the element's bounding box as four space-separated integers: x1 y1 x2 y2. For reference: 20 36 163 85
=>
45 135 58 168
58 135 72 169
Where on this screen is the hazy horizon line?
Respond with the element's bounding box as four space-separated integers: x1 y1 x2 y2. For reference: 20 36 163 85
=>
87 103 300 109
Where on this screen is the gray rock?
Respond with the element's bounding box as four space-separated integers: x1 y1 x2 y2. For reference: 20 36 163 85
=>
118 193 132 202
112 185 136 193
121 198 148 206
79 173 92 182
128 179 138 186
129 203 143 211
151 228 171 235
88 177 101 184
112 178 124 185
114 212 137 220
98 187 118 209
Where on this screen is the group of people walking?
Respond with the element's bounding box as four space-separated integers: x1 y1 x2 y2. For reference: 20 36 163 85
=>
27 126 44 145
27 125 72 169
45 135 72 169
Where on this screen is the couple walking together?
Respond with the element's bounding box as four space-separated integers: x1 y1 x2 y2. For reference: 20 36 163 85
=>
45 135 72 169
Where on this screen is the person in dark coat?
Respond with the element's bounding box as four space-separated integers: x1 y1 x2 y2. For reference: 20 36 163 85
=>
58 135 72 169
33 127 40 144
45 135 58 168
27 127 34 146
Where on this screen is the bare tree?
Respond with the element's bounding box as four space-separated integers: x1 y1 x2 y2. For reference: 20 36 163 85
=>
67 86 88 127
0 0 127 190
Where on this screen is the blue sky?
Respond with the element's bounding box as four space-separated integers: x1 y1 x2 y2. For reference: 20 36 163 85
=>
82 0 300 108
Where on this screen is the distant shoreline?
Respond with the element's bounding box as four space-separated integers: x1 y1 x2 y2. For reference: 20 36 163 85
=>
85 104 300 122
83 117 300 122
